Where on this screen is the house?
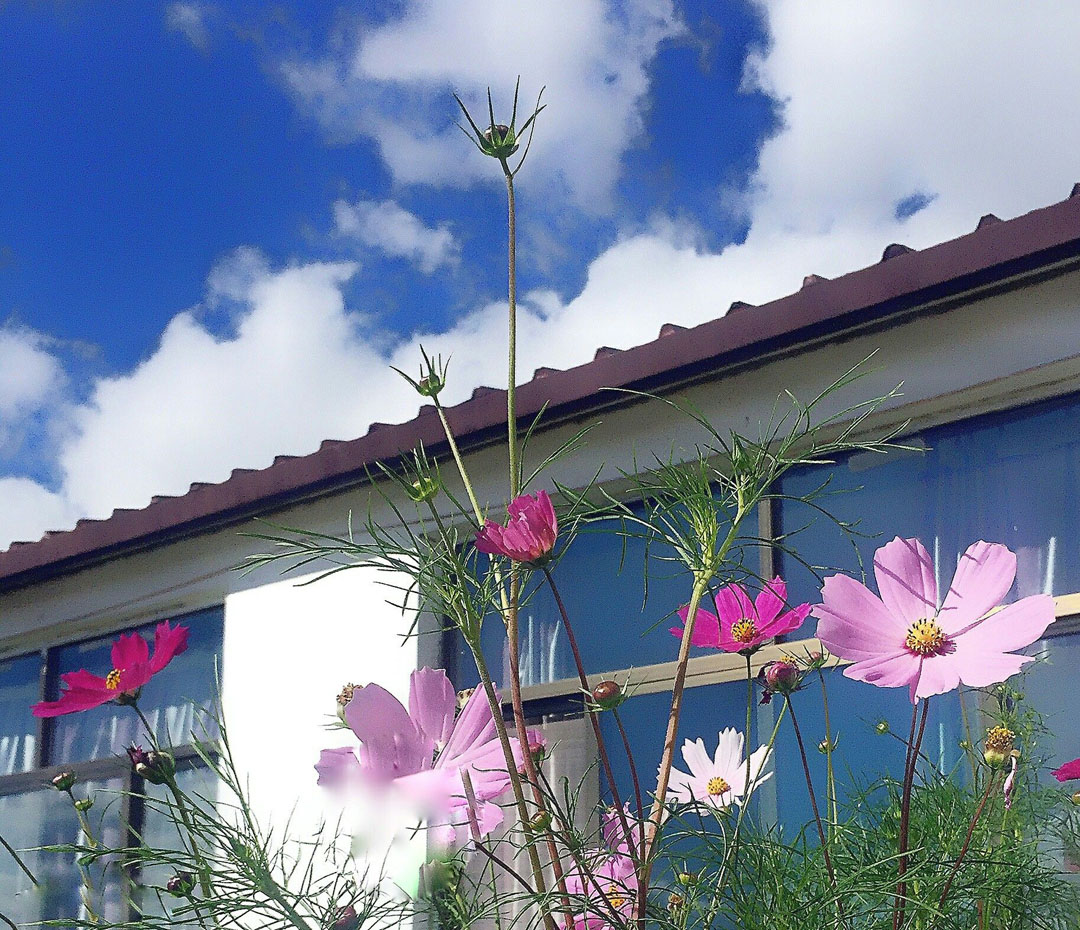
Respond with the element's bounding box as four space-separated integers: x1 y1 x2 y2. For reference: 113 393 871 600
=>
3 188 1080 919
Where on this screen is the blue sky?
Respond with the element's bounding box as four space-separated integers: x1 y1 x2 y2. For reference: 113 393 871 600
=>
2 1 1079 548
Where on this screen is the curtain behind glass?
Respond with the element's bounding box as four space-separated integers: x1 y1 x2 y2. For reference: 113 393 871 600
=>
0 652 39 775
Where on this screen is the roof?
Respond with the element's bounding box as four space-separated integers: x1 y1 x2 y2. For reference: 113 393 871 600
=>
4 187 1080 592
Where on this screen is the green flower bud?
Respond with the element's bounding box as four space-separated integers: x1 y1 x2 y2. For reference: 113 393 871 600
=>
875 720 890 735
51 771 77 792
818 737 835 754
591 680 625 710
983 726 1015 769
406 476 440 503
528 810 553 832
481 124 519 158
417 374 444 398
166 871 196 898
1072 792 1080 806
74 796 94 812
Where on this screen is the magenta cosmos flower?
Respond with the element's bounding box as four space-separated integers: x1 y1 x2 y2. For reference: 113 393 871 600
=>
32 622 189 717
814 537 1055 703
670 576 810 654
1052 758 1080 782
475 490 557 564
316 667 529 846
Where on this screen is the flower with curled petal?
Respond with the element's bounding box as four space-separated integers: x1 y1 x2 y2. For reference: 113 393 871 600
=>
814 537 1055 704
32 622 189 717
475 490 558 565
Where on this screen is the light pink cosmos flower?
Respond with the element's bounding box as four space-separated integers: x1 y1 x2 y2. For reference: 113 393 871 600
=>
814 537 1055 704
566 819 639 927
1052 758 1080 782
667 727 772 811
32 622 189 717
475 490 557 564
670 576 810 654
316 667 528 846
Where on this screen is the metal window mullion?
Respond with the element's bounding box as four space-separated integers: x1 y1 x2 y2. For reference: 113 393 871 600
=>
36 646 55 769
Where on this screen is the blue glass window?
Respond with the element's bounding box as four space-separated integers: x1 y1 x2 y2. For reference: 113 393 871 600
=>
777 392 1080 631
0 652 40 774
51 606 223 764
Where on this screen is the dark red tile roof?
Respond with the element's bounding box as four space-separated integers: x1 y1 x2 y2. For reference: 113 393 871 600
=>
4 189 1080 591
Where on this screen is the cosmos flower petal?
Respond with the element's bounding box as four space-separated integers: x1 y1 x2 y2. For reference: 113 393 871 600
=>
953 595 1055 652
669 604 721 647
32 687 114 717
111 631 150 673
409 667 456 747
816 574 908 660
315 747 361 788
759 603 811 640
843 650 920 692
953 651 1032 690
754 576 787 625
873 537 939 626
715 584 754 626
680 738 712 779
148 621 190 674
909 653 964 701
344 683 429 778
938 541 1016 634
1052 758 1080 782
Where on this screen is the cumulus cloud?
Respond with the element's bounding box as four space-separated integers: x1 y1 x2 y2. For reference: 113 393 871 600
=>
0 326 67 459
166 2 213 51
6 2 1080 550
333 199 459 273
284 0 682 209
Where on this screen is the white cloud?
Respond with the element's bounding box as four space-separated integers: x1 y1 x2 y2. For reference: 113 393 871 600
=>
6 2 1080 550
166 2 212 51
333 199 458 273
0 327 64 421
284 0 681 209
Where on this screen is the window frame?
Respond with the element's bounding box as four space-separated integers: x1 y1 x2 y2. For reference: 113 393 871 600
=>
0 605 223 921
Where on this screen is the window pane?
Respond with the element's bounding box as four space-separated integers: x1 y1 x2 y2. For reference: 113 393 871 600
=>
479 506 760 687
777 392 1080 632
51 607 224 764
1017 631 1080 784
0 779 125 924
135 764 219 923
0 652 40 774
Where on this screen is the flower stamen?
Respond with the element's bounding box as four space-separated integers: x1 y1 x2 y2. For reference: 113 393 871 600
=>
905 618 947 656
731 618 757 644
706 776 731 796
105 669 123 690
606 885 627 910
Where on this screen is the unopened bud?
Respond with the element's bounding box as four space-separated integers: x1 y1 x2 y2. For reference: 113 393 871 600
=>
818 737 835 754
677 871 697 886
74 796 94 812
166 871 196 898
417 375 444 398
330 904 360 930
127 744 175 785
763 660 801 695
51 771 77 792
528 810 553 832
336 683 357 722
875 720 890 735
482 124 519 158
591 680 623 710
983 726 1015 768
668 893 685 912
1072 791 1080 806
406 476 440 504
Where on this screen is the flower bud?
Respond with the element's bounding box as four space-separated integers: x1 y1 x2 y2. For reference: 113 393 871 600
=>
127 744 175 785
1072 791 1080 806
875 720 890 735
818 737 835 754
166 871 196 898
677 871 697 886
763 660 801 695
482 124 519 158
406 476 440 504
417 374 444 397
591 680 624 710
51 771 77 792
983 725 1016 768
74 796 94 812
528 810 553 832
330 904 360 930
668 893 685 912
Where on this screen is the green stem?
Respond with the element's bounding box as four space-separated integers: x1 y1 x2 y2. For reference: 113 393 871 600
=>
433 400 485 527
503 168 519 498
0 830 37 886
69 796 101 924
819 669 837 838
894 699 930 930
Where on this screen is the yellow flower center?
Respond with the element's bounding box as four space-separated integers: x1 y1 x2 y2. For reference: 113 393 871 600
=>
105 669 123 690
606 885 626 910
707 776 731 797
731 618 757 644
985 725 1015 755
905 619 946 656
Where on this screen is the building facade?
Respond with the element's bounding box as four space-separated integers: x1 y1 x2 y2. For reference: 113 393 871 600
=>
3 191 1080 919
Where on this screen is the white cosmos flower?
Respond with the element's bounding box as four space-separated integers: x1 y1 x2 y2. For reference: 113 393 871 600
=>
667 727 772 811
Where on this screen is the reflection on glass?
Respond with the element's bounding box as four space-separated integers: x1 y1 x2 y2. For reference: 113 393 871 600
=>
135 764 219 923
0 780 125 924
51 607 224 764
0 652 39 775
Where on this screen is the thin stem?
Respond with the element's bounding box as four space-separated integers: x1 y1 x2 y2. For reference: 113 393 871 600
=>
786 697 840 900
818 669 837 837
957 684 979 784
503 168 519 498
0 831 37 886
433 399 486 527
613 706 646 930
936 772 998 917
745 653 754 823
461 770 535 894
66 789 100 924
894 699 930 930
542 567 637 863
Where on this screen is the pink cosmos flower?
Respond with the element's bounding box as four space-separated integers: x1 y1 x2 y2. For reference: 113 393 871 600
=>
1052 758 1080 782
316 667 529 846
667 728 772 811
600 803 645 857
814 537 1055 704
475 490 557 564
32 622 189 717
670 576 810 654
566 818 639 927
